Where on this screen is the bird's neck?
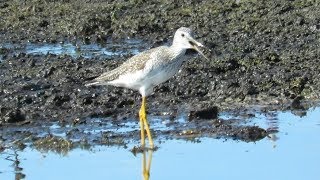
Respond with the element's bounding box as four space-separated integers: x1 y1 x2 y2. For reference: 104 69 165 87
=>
169 44 187 57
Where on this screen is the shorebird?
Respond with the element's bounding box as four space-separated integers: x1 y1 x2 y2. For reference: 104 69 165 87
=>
86 27 208 149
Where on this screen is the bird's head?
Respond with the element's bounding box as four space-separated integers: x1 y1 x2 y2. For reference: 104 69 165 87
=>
172 27 209 60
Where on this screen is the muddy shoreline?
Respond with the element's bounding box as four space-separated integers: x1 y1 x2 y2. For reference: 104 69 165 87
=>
0 0 320 149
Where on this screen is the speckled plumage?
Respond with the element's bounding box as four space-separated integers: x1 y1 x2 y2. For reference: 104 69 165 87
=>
86 27 206 97
95 46 180 82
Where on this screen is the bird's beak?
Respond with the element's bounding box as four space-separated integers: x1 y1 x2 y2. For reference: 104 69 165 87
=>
188 38 209 60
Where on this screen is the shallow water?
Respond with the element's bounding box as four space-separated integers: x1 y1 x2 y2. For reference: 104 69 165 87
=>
1 107 319 180
0 40 144 60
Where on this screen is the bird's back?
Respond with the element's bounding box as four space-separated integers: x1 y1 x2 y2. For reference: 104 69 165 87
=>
87 46 170 85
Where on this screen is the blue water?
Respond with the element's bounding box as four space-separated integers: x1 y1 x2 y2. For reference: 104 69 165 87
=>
25 43 140 58
1 107 319 180
0 40 143 60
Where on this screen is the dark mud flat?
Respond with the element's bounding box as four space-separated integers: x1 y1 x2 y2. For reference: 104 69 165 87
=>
0 110 269 154
0 54 272 151
0 0 320 150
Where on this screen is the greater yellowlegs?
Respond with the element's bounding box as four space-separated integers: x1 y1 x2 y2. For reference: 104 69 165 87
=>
86 27 208 149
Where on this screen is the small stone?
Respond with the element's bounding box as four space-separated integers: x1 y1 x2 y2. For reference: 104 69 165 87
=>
4 109 26 123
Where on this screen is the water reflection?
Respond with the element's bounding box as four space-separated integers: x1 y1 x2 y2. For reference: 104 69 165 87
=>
1 146 153 180
3 150 26 180
142 150 153 180
264 112 279 148
1 106 320 179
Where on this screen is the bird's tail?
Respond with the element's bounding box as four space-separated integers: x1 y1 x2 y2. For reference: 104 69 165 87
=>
85 81 101 87
85 80 111 87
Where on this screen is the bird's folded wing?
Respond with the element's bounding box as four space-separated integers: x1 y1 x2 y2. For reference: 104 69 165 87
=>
94 47 165 82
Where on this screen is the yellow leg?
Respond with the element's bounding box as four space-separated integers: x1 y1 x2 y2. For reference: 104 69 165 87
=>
139 100 146 147
146 150 153 173
139 97 154 149
142 150 153 180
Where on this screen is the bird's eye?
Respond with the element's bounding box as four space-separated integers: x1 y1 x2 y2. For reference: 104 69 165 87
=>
181 33 185 37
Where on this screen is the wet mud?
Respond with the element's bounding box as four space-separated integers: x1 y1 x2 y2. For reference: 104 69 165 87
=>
0 0 319 151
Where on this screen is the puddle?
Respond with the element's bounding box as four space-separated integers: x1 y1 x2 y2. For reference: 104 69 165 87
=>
1 107 320 180
0 39 145 60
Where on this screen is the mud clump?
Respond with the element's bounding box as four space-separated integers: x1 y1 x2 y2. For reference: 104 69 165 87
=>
33 135 73 154
1 109 26 124
230 126 267 142
188 106 218 120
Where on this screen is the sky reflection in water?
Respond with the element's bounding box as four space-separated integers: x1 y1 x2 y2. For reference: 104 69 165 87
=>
1 107 320 180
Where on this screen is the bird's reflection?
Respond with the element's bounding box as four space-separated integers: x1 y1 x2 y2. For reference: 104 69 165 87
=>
141 150 153 180
265 112 279 148
4 149 26 180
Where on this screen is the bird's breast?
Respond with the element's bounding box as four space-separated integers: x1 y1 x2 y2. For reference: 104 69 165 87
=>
142 56 186 87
